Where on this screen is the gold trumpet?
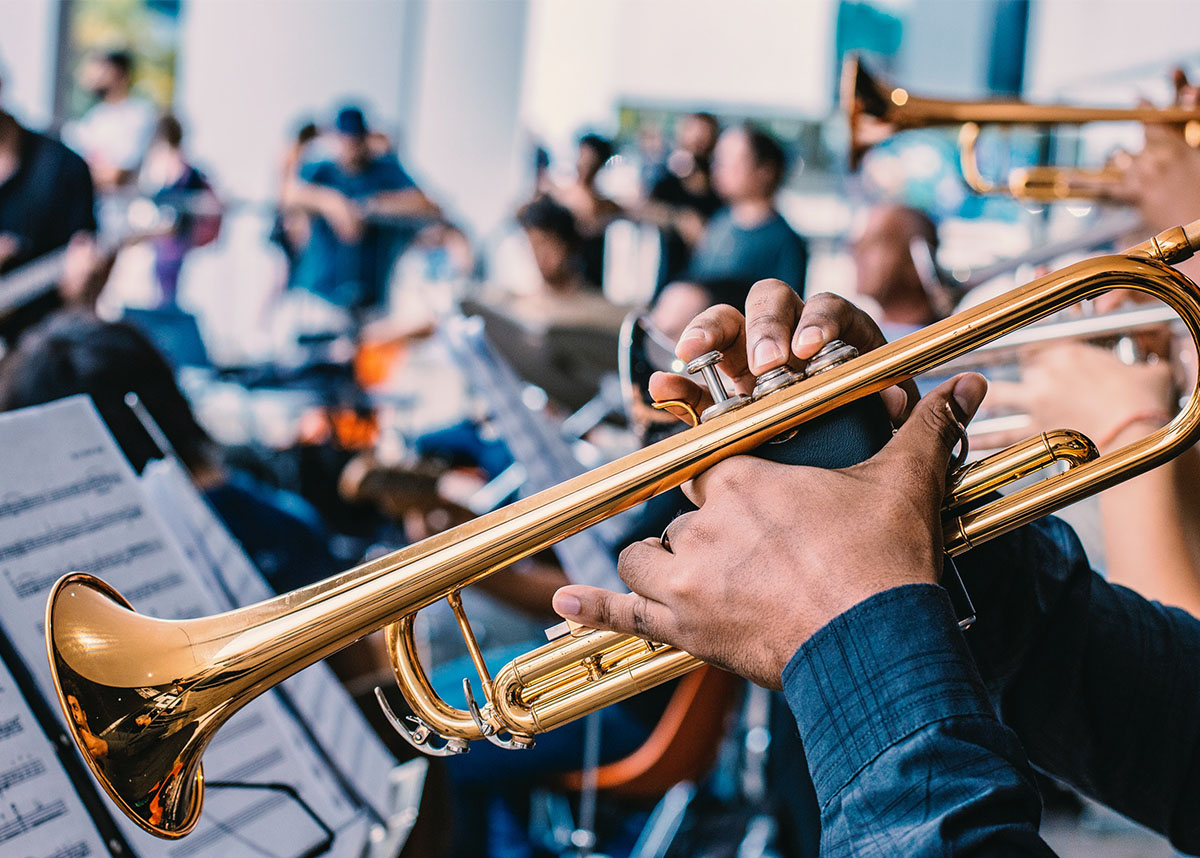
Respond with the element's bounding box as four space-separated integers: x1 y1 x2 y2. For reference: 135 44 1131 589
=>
843 54 1200 201
46 220 1200 839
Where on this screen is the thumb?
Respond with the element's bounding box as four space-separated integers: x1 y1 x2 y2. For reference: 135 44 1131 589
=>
873 373 988 490
552 585 672 641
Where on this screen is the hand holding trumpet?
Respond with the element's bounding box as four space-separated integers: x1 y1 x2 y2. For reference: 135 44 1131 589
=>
554 283 987 688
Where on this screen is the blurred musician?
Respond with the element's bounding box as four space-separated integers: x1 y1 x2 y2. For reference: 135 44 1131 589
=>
547 133 623 288
642 112 723 287
516 194 595 297
64 50 157 192
0 63 100 343
139 115 221 308
851 203 944 336
687 122 808 301
552 282 1200 855
281 104 441 314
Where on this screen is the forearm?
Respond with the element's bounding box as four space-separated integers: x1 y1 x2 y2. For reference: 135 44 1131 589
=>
1100 460 1200 614
784 584 1053 856
366 189 440 220
958 515 1200 850
280 178 344 219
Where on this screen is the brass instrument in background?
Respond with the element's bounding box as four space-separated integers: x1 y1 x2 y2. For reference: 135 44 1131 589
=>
46 220 1200 839
843 54 1200 201
941 302 1182 371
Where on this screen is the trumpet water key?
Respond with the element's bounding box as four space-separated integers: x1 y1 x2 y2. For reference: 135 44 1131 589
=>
47 220 1200 838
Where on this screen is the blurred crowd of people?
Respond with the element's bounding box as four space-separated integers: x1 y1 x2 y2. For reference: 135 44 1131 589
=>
4 41 1200 858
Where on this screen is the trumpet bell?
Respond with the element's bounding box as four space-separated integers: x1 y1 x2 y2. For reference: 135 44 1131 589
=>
40 217 1200 841
843 54 899 170
842 53 1200 200
46 573 208 838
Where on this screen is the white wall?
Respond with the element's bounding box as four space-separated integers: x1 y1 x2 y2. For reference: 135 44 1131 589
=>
520 0 621 161
520 0 836 162
407 0 529 237
175 0 414 202
1026 0 1200 99
0 0 59 129
612 0 835 113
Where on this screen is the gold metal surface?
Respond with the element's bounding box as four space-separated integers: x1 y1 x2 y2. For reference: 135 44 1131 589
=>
939 303 1183 372
46 219 1200 838
844 54 1200 201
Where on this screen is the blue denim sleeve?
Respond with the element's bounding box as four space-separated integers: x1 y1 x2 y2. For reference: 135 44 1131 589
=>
781 583 1056 857
956 516 1200 852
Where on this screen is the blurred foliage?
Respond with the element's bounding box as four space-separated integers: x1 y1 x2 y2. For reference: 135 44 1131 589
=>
65 0 180 118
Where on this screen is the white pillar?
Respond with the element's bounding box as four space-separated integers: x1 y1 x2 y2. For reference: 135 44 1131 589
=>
406 0 530 239
0 0 60 130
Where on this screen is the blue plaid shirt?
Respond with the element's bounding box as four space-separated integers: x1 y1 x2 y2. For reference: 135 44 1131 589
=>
781 516 1200 855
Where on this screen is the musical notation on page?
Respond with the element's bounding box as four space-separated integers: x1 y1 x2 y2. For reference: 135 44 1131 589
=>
141 457 398 821
0 398 376 857
0 652 109 858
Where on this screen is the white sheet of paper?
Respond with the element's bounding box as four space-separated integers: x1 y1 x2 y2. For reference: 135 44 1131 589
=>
0 652 112 858
0 398 370 858
139 458 396 818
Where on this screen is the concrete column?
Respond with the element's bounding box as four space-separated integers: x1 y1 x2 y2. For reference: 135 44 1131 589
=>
406 0 530 239
0 0 60 129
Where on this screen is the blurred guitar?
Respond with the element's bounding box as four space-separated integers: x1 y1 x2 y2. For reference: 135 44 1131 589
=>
0 213 176 322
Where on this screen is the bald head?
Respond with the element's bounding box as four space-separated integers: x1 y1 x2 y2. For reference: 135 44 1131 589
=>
852 204 939 324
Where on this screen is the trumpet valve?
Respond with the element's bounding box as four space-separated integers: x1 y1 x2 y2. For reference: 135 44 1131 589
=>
687 350 750 421
752 365 804 398
804 340 859 375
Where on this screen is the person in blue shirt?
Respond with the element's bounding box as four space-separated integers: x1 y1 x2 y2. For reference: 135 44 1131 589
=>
687 123 809 301
282 105 440 311
551 279 1200 855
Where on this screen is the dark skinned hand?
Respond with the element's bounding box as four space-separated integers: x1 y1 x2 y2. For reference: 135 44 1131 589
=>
552 279 986 689
647 280 918 427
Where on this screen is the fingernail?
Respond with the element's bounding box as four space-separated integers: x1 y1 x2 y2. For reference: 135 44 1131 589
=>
553 592 581 616
679 327 707 345
952 374 987 420
752 340 784 369
793 326 824 353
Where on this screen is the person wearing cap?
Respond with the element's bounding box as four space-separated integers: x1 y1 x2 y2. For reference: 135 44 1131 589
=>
281 105 440 312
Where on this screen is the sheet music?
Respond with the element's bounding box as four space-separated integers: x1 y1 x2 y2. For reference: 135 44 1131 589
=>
0 654 111 858
140 457 396 818
0 398 368 858
442 317 625 591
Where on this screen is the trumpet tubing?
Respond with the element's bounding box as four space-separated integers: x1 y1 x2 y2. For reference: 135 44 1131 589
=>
46 220 1200 839
844 54 1200 201
939 303 1184 372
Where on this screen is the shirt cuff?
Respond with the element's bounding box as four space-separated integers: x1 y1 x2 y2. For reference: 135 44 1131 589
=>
781 583 997 805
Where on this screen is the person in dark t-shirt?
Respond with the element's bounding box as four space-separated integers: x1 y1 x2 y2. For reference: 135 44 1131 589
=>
0 85 96 276
687 122 808 298
549 133 623 290
0 67 98 344
644 112 723 288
